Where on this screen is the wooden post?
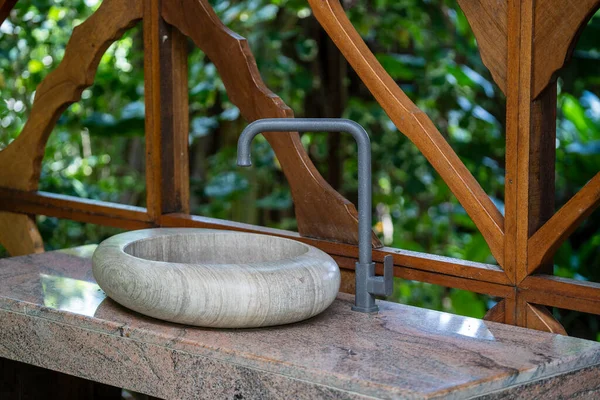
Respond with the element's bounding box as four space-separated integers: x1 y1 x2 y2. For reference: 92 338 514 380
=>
158 21 190 214
143 0 190 220
504 0 564 332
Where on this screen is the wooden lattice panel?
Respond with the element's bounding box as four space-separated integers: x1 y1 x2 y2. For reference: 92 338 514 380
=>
0 0 598 333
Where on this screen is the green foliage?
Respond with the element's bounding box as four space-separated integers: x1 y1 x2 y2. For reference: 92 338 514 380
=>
0 0 599 339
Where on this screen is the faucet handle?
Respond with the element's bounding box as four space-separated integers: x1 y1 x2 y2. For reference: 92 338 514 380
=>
366 255 394 297
382 255 394 296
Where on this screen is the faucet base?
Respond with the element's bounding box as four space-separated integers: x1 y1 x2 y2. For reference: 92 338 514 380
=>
351 304 379 313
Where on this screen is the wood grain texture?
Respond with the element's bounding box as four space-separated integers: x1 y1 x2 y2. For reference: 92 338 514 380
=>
528 172 600 273
0 212 43 256
504 0 534 286
457 0 508 94
487 300 566 336
143 0 190 219
0 0 142 191
158 22 190 215
484 299 506 323
92 228 341 328
525 304 567 335
503 0 565 332
532 0 600 98
0 189 152 229
143 0 163 219
306 0 505 265
520 275 600 316
527 84 557 253
162 0 381 248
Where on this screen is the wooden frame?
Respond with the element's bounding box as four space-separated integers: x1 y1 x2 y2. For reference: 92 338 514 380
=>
0 0 599 333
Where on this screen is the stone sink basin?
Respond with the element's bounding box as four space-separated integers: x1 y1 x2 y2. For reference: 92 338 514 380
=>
92 228 340 328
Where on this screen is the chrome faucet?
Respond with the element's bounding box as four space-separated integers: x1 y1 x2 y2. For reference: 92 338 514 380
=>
237 118 393 312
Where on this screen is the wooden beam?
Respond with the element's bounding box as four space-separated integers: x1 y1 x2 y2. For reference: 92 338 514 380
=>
143 0 163 219
159 22 190 214
529 172 600 273
503 0 565 333
0 189 151 229
520 275 600 316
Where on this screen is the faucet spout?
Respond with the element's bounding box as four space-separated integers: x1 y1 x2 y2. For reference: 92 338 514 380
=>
237 118 393 313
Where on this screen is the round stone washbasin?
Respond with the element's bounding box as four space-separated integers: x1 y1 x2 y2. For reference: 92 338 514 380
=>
92 228 340 328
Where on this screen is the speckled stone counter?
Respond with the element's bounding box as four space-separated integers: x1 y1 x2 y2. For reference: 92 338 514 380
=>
0 247 599 399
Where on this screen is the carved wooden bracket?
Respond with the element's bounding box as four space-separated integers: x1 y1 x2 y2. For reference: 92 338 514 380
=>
0 0 143 191
532 0 600 98
458 0 600 99
461 0 600 333
0 212 43 256
525 303 567 335
457 0 508 94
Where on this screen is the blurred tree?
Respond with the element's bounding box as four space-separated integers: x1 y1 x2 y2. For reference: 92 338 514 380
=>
0 0 598 339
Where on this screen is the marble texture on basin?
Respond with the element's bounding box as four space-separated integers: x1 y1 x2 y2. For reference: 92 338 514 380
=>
92 228 340 328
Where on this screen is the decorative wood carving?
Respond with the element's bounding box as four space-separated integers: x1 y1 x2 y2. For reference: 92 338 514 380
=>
486 298 568 335
525 304 567 335
0 1 35 255
532 0 600 98
457 0 508 94
0 0 142 257
458 0 600 98
305 0 505 265
162 0 381 247
0 212 43 256
0 0 143 191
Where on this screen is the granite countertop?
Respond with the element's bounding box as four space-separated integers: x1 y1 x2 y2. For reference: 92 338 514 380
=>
0 246 599 399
